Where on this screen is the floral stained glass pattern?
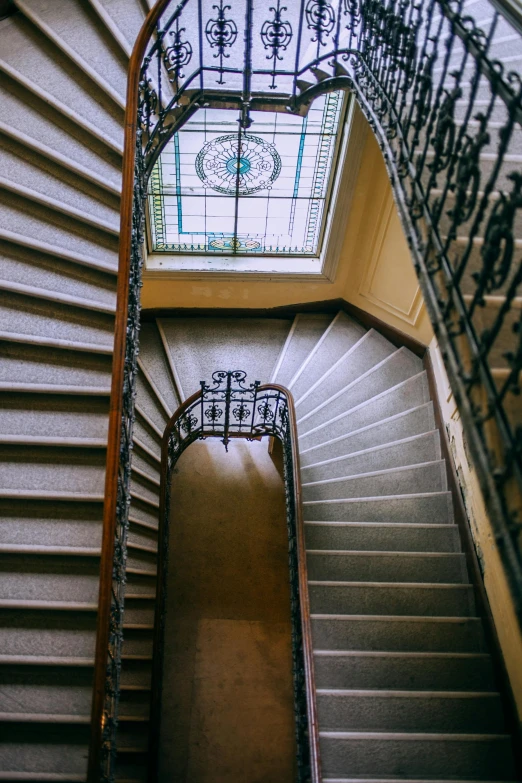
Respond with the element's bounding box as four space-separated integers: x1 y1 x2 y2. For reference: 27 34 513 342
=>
148 92 343 256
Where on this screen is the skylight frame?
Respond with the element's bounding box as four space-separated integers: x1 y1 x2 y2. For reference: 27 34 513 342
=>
144 93 356 279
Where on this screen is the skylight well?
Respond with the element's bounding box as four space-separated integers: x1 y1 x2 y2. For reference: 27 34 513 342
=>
146 91 348 275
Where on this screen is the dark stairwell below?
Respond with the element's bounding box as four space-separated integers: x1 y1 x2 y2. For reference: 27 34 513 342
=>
157 437 297 783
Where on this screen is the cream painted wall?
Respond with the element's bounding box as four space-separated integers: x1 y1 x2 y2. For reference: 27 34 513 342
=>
430 337 522 729
141 108 433 346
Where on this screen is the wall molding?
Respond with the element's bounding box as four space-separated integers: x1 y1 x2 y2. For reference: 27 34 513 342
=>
358 186 424 326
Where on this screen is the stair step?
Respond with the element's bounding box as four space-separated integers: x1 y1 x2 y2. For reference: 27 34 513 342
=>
299 372 430 450
16 0 128 105
319 731 515 780
135 372 169 435
0 500 102 549
300 403 435 466
138 323 181 414
0 291 114 351
296 330 396 415
290 311 366 400
299 348 423 435
0 724 90 776
0 136 119 228
305 522 461 553
271 312 333 386
0 666 93 716
157 317 291 401
313 651 495 691
309 582 474 615
0 610 97 658
0 343 111 392
316 689 504 733
0 77 121 191
302 461 447 501
0 14 123 148
0 193 118 272
0 394 109 442
0 446 106 497
0 554 100 604
0 245 117 311
311 615 485 652
303 492 454 524
301 431 440 481
307 551 467 583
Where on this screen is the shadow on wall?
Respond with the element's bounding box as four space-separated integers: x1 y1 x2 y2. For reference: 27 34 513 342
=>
158 437 297 783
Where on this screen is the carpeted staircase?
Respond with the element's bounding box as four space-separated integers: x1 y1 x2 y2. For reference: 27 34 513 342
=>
0 0 520 779
117 311 517 782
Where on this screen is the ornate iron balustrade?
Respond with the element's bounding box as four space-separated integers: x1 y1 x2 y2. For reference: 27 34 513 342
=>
147 371 318 782
90 0 522 780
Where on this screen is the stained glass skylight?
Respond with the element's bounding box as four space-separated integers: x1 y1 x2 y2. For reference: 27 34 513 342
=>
148 92 344 257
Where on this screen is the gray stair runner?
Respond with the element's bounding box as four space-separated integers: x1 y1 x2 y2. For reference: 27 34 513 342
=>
0 0 519 780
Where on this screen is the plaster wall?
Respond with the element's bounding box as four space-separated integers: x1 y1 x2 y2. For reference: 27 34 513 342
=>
429 337 522 730
141 110 433 346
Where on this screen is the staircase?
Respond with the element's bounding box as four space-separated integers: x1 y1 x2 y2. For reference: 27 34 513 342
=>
0 0 520 780
114 310 516 782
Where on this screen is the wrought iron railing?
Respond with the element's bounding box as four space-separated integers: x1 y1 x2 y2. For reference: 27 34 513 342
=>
90 0 522 780
147 370 318 782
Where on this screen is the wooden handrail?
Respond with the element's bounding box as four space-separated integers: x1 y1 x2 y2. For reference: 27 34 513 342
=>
87 1 173 779
148 384 321 782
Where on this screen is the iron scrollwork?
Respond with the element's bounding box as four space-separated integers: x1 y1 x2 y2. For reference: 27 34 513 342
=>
103 0 522 780
205 1 238 83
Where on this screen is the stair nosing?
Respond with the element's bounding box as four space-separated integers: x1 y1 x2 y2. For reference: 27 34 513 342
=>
301 459 446 487
299 400 433 456
133 437 161 463
308 579 471 588
0 383 111 396
15 0 126 109
0 436 107 447
0 490 104 501
0 654 94 666
288 310 343 389
270 313 299 383
304 521 457 528
313 650 491 659
0 175 119 235
301 430 439 470
299 371 428 442
128 514 158 532
0 599 97 611
0 330 113 354
311 613 481 622
0 59 123 154
297 347 407 425
0 279 116 315
0 545 100 556
0 117 121 195
306 550 463 558
0 712 89 723
319 730 511 740
0 227 118 274
303 490 452 505
294 329 376 407
316 688 499 698
87 0 133 57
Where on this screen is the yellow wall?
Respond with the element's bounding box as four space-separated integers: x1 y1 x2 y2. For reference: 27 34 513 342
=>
430 338 522 729
141 107 433 346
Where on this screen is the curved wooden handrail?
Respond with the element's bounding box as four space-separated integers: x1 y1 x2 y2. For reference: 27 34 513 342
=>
148 384 320 782
87 1 172 779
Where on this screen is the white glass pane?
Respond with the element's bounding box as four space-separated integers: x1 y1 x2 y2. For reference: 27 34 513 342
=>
148 91 343 256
